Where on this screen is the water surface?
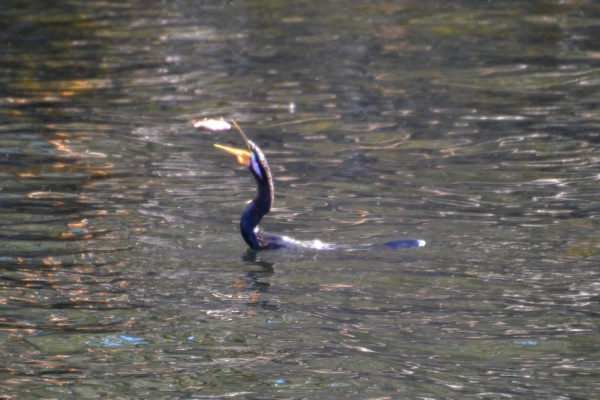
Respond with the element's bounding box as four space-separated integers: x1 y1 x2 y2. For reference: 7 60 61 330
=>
1 0 600 398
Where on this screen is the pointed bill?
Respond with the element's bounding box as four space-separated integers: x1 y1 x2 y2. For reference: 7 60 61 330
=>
214 143 252 166
231 120 252 150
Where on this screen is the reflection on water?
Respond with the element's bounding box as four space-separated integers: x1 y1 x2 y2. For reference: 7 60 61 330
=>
242 250 276 294
1 0 600 397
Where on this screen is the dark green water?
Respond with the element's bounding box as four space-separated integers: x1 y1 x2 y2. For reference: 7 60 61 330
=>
1 0 600 398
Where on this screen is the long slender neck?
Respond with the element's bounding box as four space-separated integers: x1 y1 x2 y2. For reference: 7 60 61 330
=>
240 173 273 249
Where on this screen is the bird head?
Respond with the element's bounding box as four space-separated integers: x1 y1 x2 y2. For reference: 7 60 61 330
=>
214 121 273 198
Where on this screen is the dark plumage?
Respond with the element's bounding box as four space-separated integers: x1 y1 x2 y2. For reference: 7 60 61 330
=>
215 121 425 251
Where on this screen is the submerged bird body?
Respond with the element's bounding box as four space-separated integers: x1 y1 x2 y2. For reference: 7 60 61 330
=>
215 122 425 251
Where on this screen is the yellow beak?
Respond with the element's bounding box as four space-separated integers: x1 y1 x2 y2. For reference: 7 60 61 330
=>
214 143 252 166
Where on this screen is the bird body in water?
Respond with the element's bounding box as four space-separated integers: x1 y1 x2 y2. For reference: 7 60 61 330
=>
215 121 425 251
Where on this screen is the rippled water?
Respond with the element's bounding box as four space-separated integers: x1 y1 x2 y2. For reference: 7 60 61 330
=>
2 0 600 398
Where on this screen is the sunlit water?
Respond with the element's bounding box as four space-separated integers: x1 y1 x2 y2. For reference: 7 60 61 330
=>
1 0 600 398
